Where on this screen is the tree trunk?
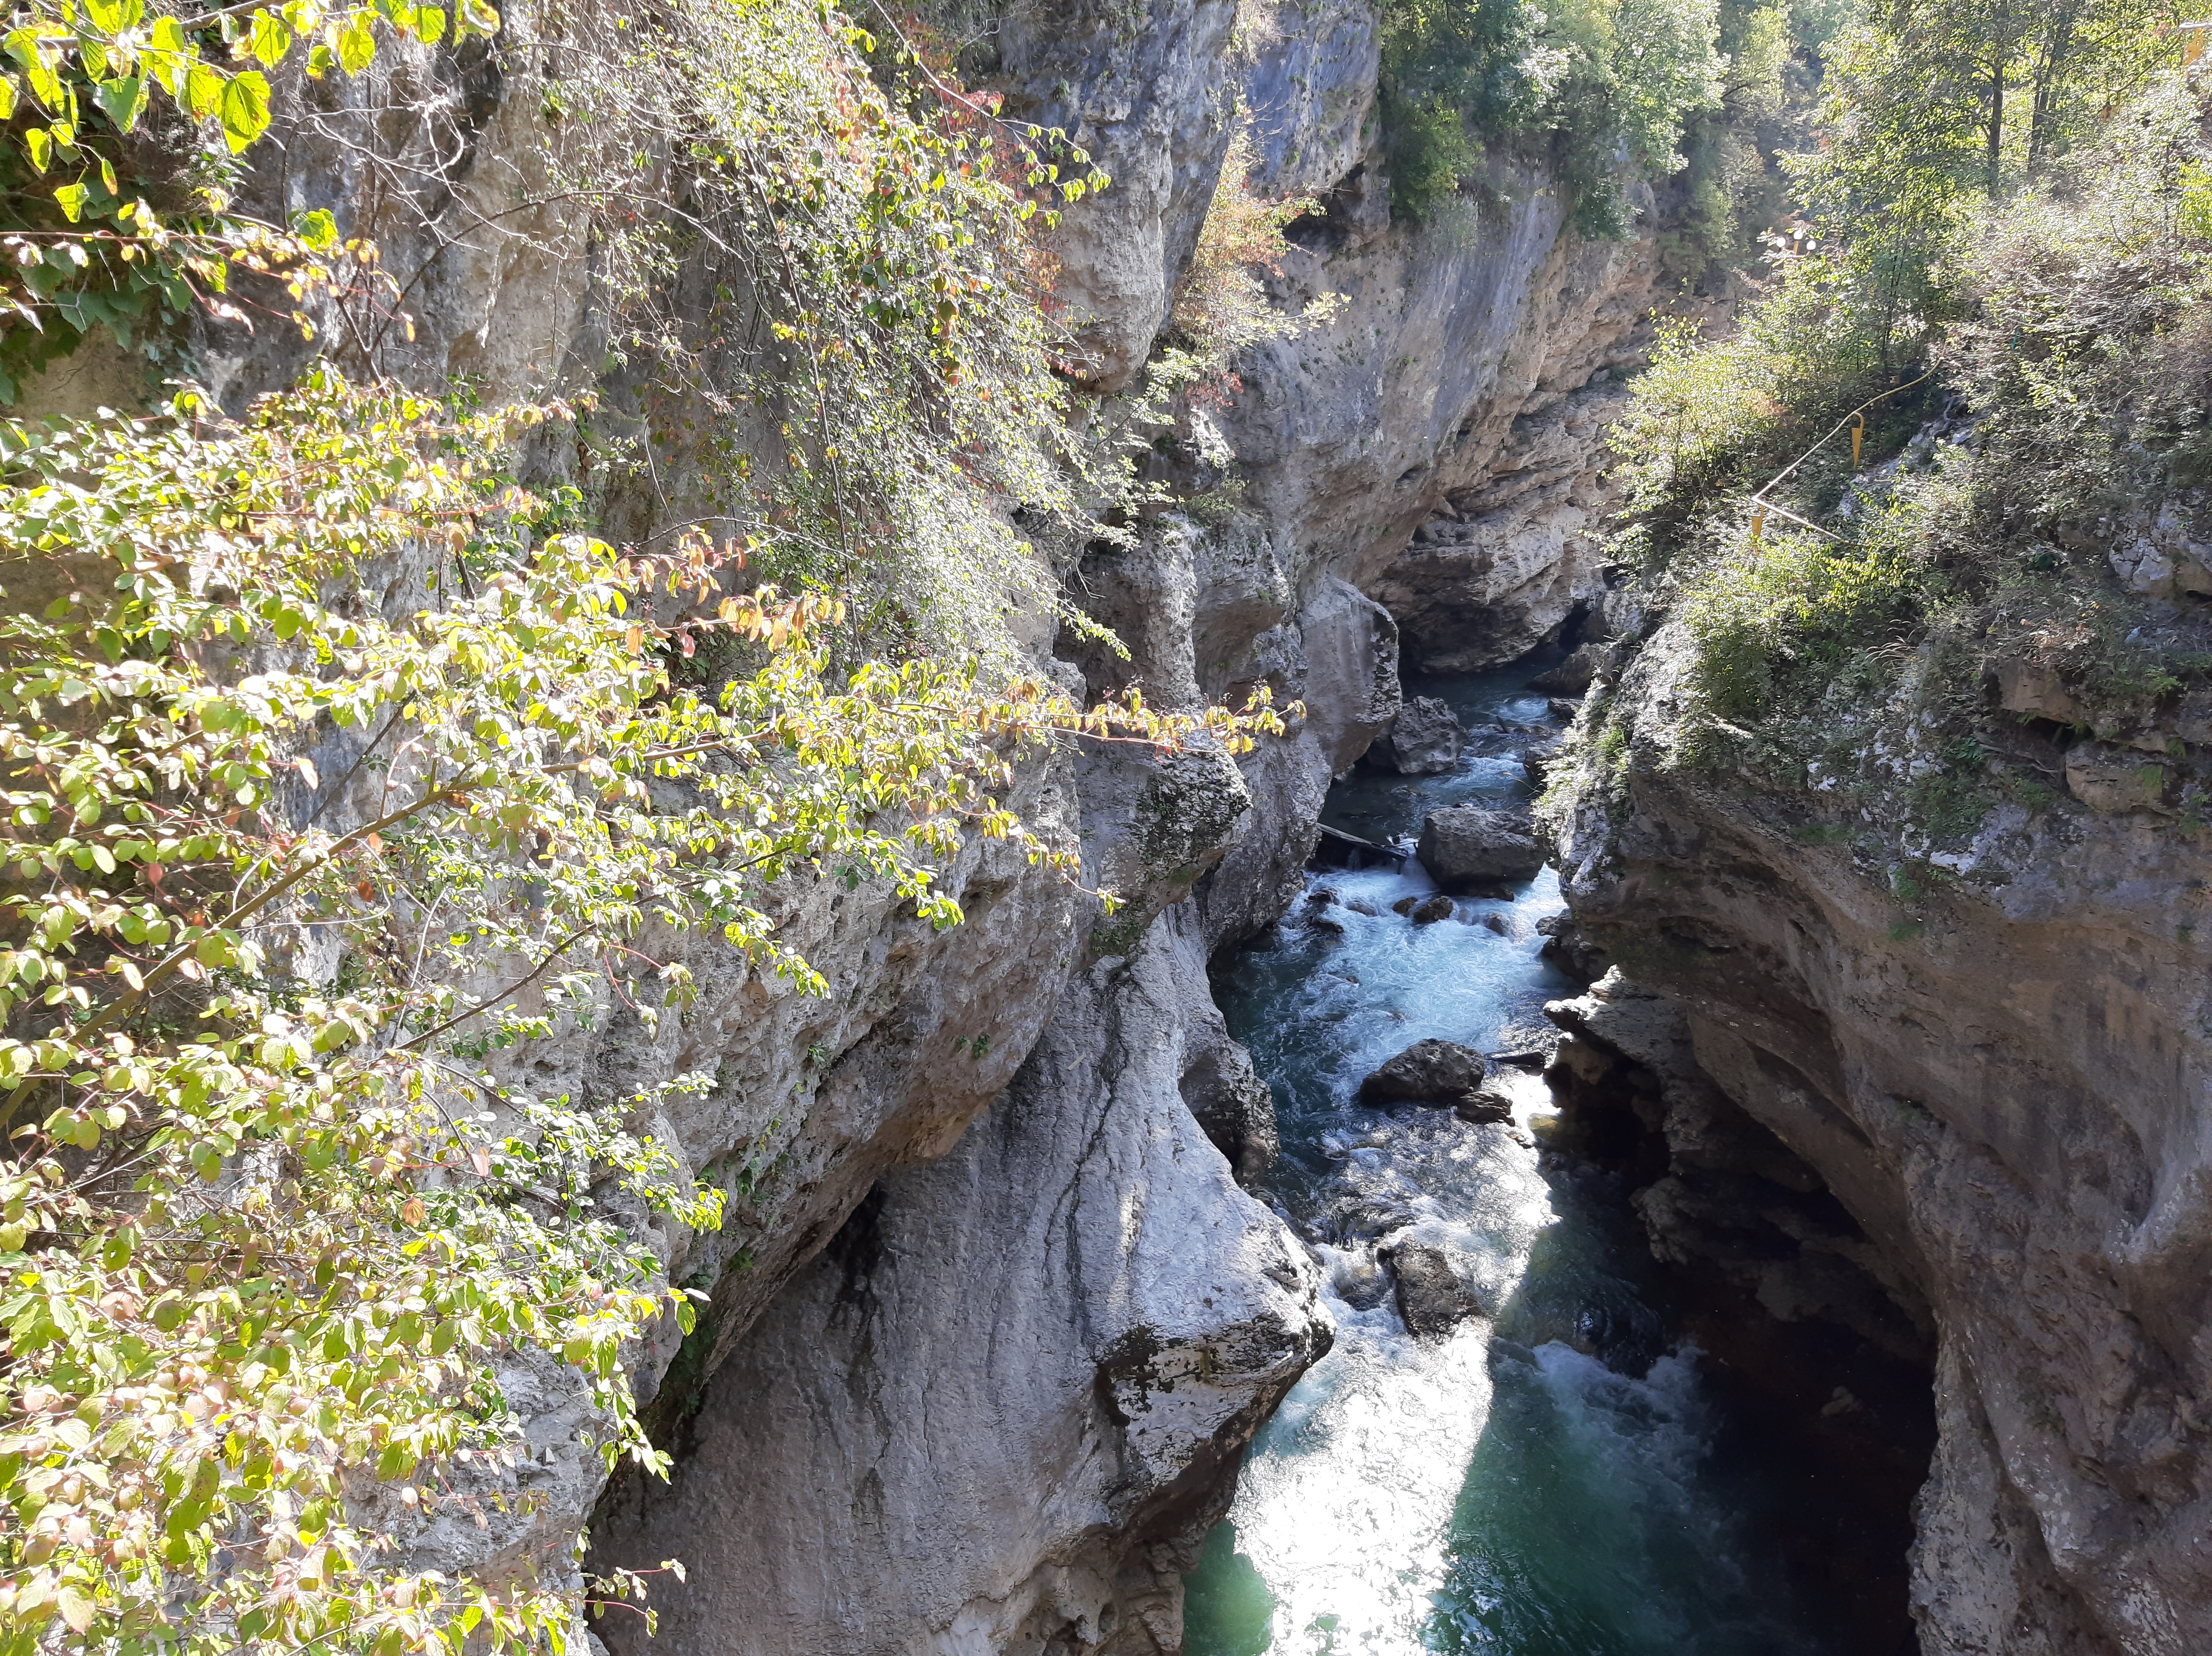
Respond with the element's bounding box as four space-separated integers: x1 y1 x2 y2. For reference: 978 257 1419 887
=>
2028 10 2076 178
1987 58 2006 195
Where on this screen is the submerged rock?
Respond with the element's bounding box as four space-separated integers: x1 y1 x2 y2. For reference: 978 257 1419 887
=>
1417 804 1546 890
1385 1242 1486 1338
1359 1038 1488 1106
1369 695 1466 774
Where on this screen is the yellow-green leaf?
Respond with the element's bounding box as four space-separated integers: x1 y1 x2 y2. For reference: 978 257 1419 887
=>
92 74 146 133
184 60 223 119
249 11 292 68
56 1588 95 1635
144 17 190 95
218 69 270 153
339 16 376 74
0 72 17 121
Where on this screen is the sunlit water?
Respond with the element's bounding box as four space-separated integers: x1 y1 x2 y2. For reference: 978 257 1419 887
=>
1183 665 1840 1656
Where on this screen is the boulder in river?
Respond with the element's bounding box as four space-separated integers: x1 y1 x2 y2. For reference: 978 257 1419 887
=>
1454 1081 1516 1124
1385 1242 1486 1338
1417 805 1545 891
1409 893 1455 925
1359 1038 1488 1106
1368 696 1465 775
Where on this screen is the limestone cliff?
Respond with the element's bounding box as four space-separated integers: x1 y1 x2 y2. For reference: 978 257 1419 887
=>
580 0 1687 1639
1551 623 2212 1656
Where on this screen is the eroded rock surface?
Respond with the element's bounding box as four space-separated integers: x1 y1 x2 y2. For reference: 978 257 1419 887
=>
1359 1037 1488 1106
1385 1241 1485 1338
1554 625 2212 1656
1369 694 1466 773
594 906 1330 1656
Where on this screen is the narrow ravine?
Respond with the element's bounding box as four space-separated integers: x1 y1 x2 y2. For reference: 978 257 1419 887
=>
1182 662 1849 1656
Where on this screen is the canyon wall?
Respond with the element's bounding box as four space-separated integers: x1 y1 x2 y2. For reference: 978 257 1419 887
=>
55 0 1679 1645
1550 626 2212 1656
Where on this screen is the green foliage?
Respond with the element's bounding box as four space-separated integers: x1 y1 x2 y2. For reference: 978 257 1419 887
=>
1610 257 1932 522
1659 0 1815 275
1593 0 2212 831
1378 0 1724 227
1811 0 2176 207
523 0 1112 663
0 1 1311 1650
0 0 502 399
1680 531 1924 724
1948 81 2212 528
1157 129 1332 406
0 370 1286 1656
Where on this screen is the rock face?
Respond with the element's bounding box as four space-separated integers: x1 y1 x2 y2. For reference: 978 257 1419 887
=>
596 906 1330 1656
1369 694 1467 773
1416 803 1546 889
1369 381 1633 672
1527 642 1610 693
1453 1081 1517 1124
1358 1038 1488 1106
1555 624 2212 1656
1178 979 1284 1182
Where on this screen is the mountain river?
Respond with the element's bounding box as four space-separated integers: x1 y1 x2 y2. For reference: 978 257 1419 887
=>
1181 662 1850 1656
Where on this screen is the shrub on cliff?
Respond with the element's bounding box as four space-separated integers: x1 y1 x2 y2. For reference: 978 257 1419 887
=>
1596 55 2212 815
1379 0 1725 230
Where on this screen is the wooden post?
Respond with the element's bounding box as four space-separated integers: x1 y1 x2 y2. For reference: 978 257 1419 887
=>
1850 412 1865 469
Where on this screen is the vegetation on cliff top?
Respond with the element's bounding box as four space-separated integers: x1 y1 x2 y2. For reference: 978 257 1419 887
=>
1378 0 1851 240
1567 0 2212 854
0 3 1302 1654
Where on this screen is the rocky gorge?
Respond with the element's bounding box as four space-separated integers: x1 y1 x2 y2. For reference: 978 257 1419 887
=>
20 0 2207 1652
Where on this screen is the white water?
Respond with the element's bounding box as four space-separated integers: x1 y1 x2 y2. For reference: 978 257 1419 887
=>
1183 667 1836 1656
